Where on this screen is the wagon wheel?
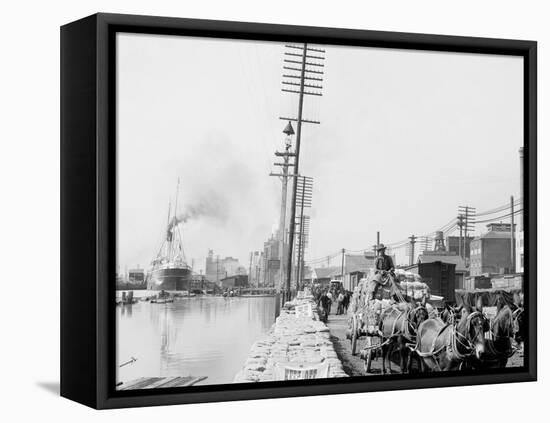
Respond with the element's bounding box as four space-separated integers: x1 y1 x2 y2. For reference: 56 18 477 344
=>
351 315 358 356
364 349 373 373
362 336 376 373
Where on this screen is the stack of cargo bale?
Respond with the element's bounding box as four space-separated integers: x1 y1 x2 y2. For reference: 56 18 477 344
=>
234 296 348 382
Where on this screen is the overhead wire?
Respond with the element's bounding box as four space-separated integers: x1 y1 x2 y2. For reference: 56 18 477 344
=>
474 209 523 224
305 199 522 268
474 198 522 217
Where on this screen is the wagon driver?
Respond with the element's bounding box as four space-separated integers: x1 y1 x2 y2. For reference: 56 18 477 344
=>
361 244 396 335
374 243 395 274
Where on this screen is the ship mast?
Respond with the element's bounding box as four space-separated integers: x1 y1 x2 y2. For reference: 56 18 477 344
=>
159 199 171 262
171 178 180 262
166 199 171 229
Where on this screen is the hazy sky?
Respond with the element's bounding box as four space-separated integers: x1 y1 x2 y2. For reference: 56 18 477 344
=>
116 33 523 272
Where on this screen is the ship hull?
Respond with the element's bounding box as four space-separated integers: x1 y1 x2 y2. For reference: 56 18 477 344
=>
147 267 192 291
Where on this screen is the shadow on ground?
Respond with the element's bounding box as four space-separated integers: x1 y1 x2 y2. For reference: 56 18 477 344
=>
36 381 60 396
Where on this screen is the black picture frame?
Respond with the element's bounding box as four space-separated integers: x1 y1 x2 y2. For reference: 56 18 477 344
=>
60 12 537 409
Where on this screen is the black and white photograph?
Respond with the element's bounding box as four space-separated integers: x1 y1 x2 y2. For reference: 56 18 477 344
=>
114 32 528 390
3 0 548 419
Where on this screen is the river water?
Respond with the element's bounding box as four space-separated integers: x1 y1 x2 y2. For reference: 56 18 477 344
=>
116 294 276 387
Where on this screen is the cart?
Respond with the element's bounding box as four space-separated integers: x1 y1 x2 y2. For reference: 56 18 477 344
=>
347 307 388 372
347 271 431 373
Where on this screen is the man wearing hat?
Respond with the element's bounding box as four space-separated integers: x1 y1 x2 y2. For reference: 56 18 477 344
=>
363 244 395 300
360 244 397 335
374 244 395 273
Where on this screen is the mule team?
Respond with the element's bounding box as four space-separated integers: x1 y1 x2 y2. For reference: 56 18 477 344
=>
349 278 523 374
345 245 524 374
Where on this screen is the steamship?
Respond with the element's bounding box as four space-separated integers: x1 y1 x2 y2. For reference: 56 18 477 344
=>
147 182 192 291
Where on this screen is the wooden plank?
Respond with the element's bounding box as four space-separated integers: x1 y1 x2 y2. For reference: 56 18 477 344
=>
119 376 208 390
154 377 191 389
118 377 146 390
120 377 163 390
140 377 180 389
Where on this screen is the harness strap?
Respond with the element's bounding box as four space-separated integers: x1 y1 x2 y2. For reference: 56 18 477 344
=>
414 322 450 360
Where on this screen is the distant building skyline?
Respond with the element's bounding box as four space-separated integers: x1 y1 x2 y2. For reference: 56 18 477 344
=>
204 250 247 284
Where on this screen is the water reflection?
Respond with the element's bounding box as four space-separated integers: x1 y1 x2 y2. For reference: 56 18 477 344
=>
120 304 133 317
116 296 276 386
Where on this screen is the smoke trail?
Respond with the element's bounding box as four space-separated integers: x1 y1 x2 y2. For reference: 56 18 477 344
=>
168 189 230 229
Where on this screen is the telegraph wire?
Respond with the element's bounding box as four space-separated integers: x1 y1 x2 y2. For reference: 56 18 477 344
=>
474 209 523 224
475 198 522 217
305 199 523 268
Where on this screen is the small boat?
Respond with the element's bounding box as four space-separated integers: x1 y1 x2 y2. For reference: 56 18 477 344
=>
120 291 137 305
151 298 174 304
239 294 276 298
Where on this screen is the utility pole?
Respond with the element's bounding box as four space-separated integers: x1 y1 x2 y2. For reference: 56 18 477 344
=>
409 235 417 266
456 215 464 259
295 215 310 290
458 206 476 260
281 43 325 301
420 236 430 253
270 122 296 295
295 176 313 290
299 216 310 291
295 179 306 289
510 195 515 271
340 248 345 285
518 147 524 232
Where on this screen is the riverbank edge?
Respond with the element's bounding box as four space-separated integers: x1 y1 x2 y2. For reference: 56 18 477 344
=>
234 298 348 382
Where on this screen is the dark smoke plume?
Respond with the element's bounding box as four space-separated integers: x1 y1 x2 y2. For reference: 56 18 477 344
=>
168 189 229 230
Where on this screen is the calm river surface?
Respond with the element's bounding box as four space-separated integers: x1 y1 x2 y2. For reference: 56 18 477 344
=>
116 294 276 386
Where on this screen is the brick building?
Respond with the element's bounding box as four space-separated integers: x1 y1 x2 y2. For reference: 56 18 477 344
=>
446 235 474 259
205 250 245 285
260 234 280 287
469 223 515 276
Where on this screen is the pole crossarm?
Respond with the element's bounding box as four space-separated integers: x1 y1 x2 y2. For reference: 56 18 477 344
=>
304 69 324 75
282 81 323 89
283 59 325 67
283 66 325 75
284 52 325 60
285 44 326 53
279 116 320 125
283 74 324 82
282 89 322 96
269 173 300 178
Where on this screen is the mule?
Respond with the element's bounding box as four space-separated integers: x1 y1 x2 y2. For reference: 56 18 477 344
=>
441 304 463 324
512 305 525 347
415 311 486 372
379 303 429 374
471 299 516 369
